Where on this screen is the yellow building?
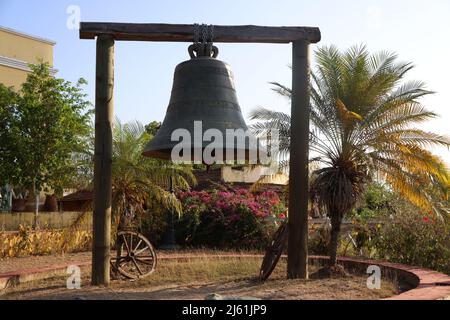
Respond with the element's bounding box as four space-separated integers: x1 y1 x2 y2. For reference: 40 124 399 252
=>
0 26 56 89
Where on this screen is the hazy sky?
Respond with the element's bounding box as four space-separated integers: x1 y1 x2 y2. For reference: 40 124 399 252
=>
1 0 449 164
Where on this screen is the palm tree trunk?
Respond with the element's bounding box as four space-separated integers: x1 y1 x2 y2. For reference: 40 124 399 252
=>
328 216 342 267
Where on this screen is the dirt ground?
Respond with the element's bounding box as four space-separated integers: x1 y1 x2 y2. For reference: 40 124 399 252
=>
1 255 398 300
0 251 92 273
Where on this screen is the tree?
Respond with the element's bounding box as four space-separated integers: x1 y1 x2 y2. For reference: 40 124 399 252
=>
251 45 450 273
0 84 20 186
111 118 195 231
14 62 92 222
70 117 196 231
144 120 161 137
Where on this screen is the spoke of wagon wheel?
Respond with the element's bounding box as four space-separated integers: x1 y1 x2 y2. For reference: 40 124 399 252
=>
131 257 143 274
121 234 131 254
116 257 130 268
116 248 127 257
115 256 128 263
134 246 149 256
130 234 133 252
111 256 127 269
133 239 143 253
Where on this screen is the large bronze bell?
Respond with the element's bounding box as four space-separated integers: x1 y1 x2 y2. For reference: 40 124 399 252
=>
142 43 258 163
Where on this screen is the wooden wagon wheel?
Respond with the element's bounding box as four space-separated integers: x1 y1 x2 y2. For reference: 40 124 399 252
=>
259 221 289 281
110 231 157 279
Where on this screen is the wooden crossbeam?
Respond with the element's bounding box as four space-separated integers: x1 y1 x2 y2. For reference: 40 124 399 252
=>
79 22 321 43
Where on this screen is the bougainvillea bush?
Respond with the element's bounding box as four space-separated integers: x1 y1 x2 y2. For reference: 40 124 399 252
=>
176 188 286 249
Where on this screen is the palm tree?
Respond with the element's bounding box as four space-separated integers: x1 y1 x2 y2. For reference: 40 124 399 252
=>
250 45 450 271
111 118 195 231
72 118 195 234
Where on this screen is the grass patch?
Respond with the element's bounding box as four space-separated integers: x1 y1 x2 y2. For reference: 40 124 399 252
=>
122 256 263 287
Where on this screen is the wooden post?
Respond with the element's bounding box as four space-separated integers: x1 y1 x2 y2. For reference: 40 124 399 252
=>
92 35 114 286
287 39 310 279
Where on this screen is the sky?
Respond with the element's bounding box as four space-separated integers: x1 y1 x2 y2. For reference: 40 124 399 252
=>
0 0 449 165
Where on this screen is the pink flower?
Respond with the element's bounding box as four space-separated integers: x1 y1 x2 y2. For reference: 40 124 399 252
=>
229 214 240 222
218 191 233 198
236 189 249 196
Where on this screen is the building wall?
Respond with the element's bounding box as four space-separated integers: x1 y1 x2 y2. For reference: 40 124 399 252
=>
0 26 55 89
0 65 29 89
222 165 288 185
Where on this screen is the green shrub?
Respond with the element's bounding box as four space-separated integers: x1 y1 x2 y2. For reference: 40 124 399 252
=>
308 223 331 255
374 200 450 274
308 219 378 257
350 182 393 219
138 199 167 247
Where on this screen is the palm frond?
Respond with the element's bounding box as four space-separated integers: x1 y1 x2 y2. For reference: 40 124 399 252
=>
250 44 449 218
269 81 292 99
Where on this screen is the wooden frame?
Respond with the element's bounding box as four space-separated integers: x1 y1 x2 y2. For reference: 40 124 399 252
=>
80 22 320 43
79 22 320 285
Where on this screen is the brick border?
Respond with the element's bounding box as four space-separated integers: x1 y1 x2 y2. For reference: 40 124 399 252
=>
1 254 449 299
309 255 450 300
